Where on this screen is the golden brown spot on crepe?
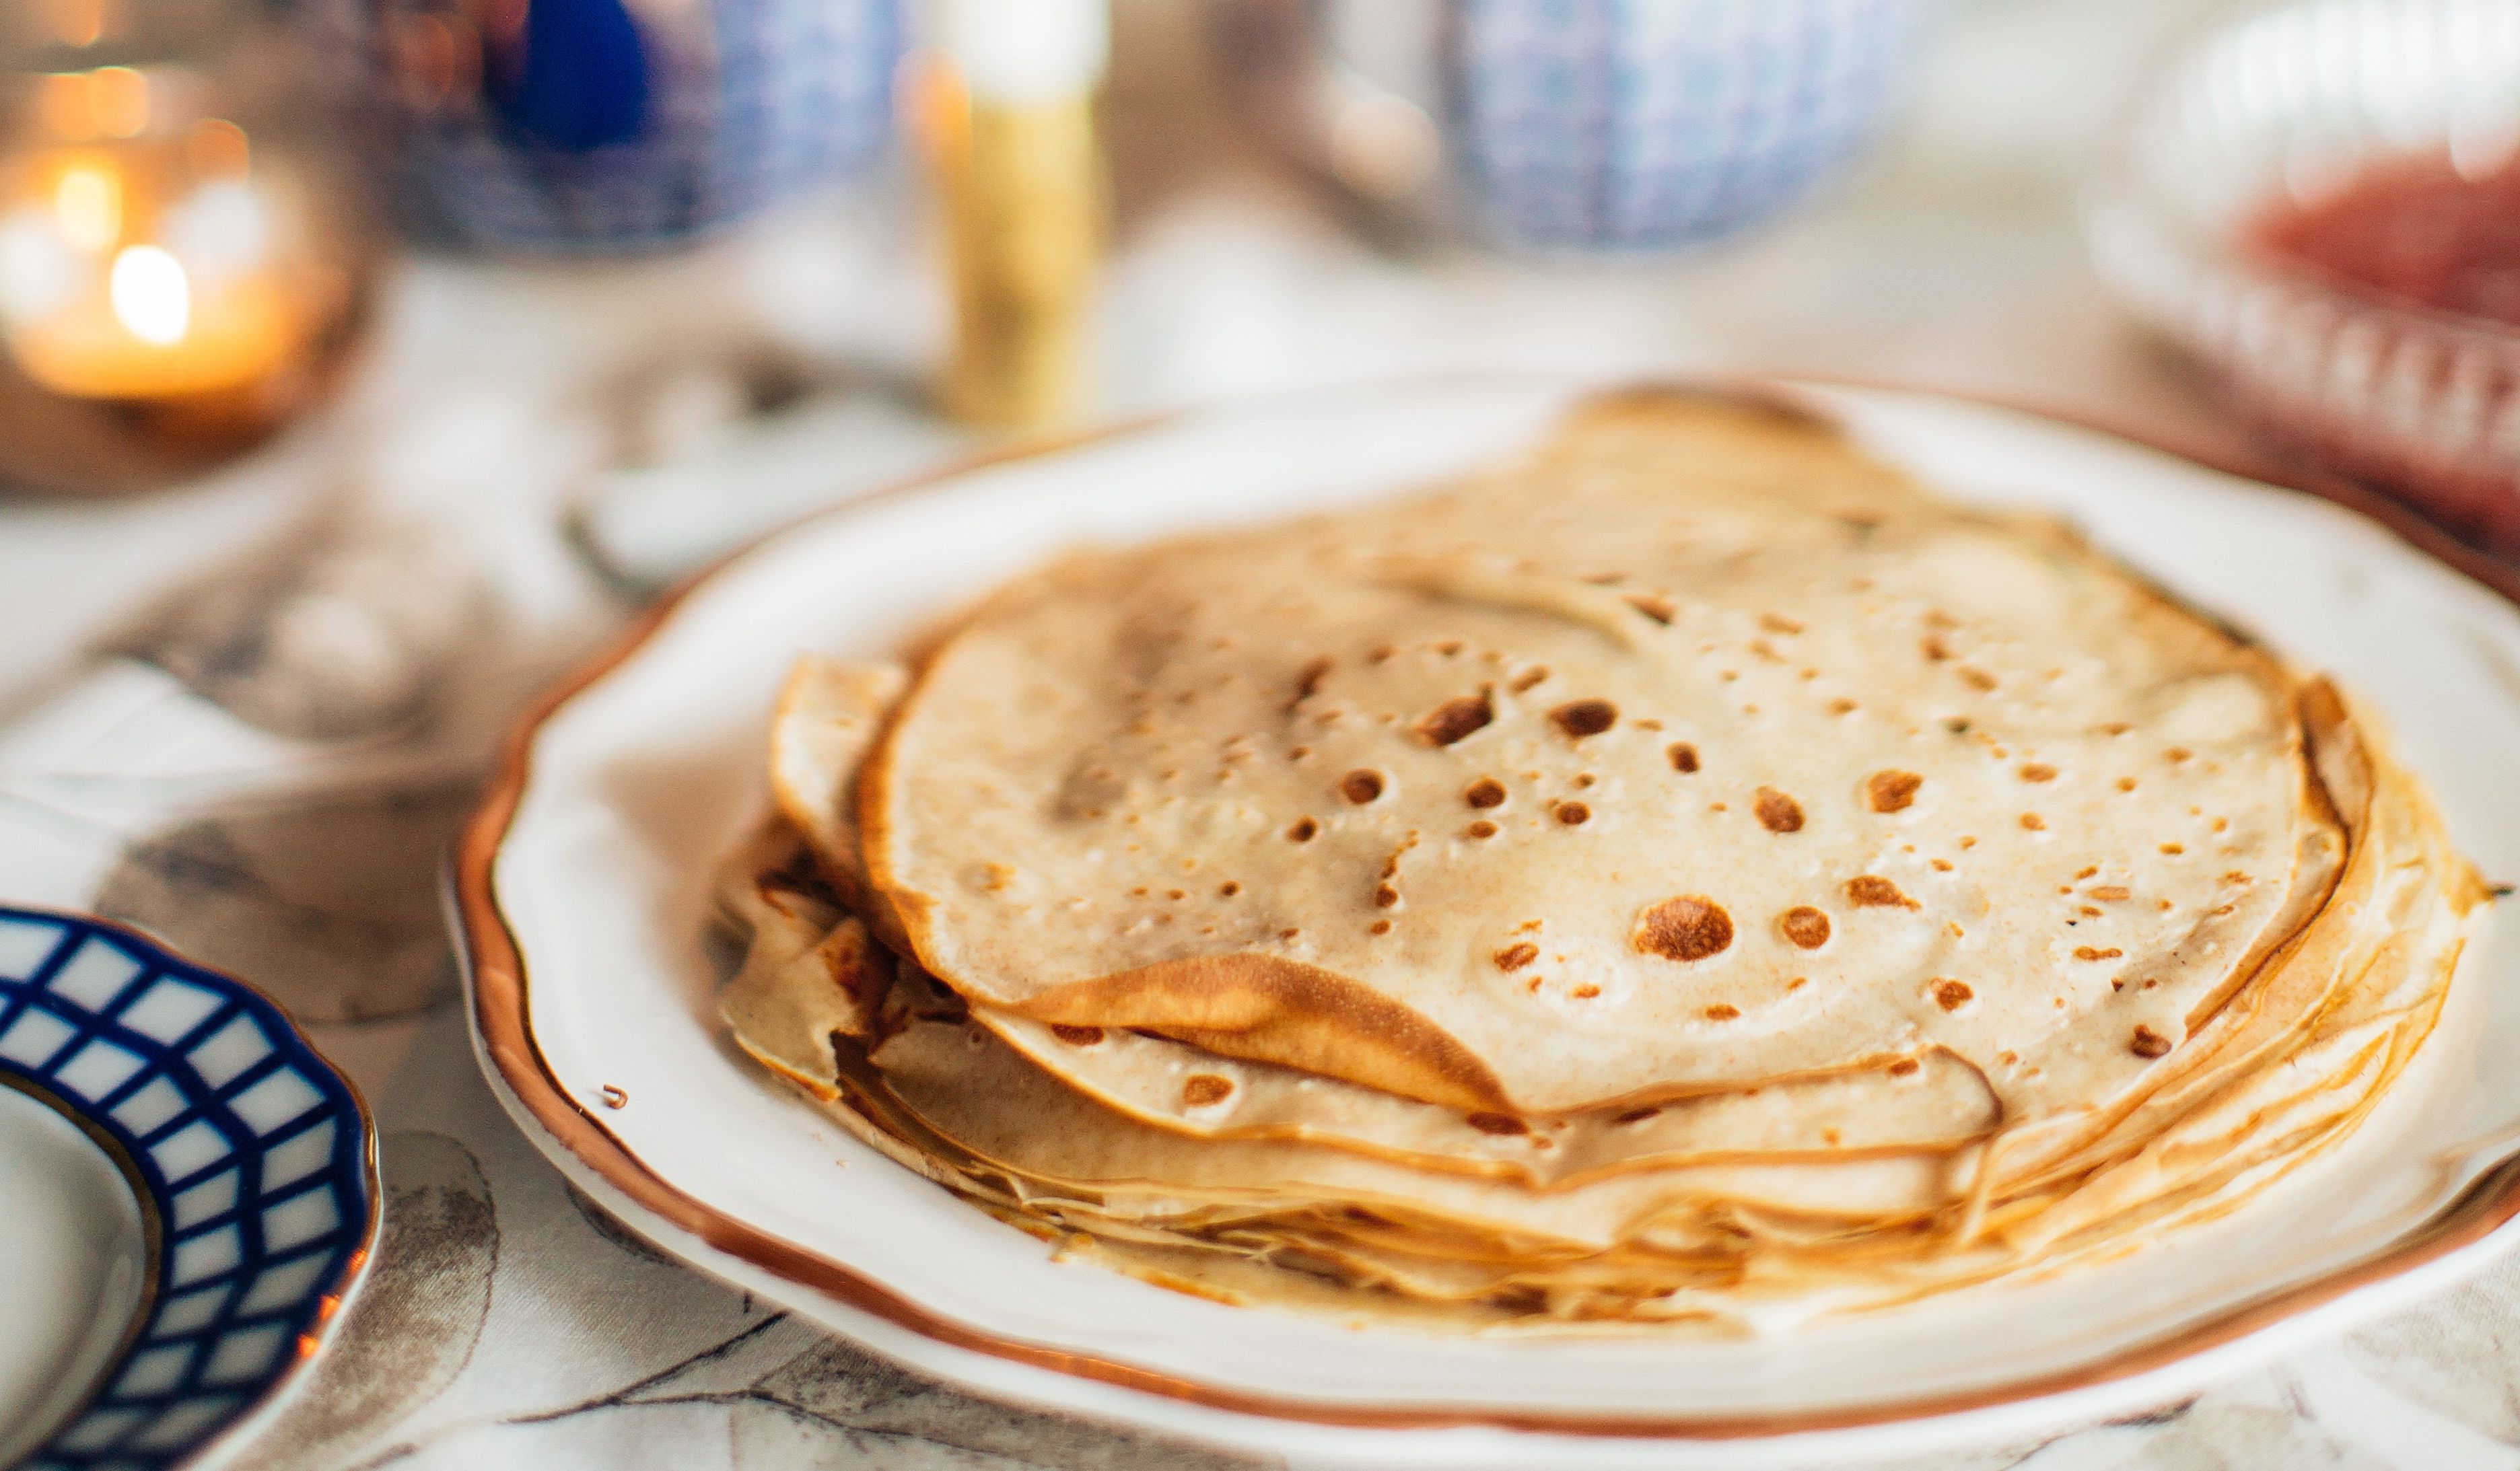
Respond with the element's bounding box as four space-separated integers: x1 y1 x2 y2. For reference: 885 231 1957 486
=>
2223 870 2251 884
1755 788 1805 834
1414 693 1494 748
1635 896 1735 962
1572 982 1602 999
2089 886 2130 901
2074 865 2099 880
1372 884 1401 908
1932 980 1973 1011
1340 770 1385 804
1555 801 1593 826
1465 777 1507 808
2080 906 2102 917
1435 640 1464 656
1921 634 1951 662
1284 656 1333 713
1888 1058 1922 1077
1466 820 1498 838
1368 919 1393 935
1617 1106 1663 1125
2021 813 2047 831
1508 667 1549 693
1704 1004 1741 1021
2118 777 2139 792
1166 889 1186 900
1467 1112 1529 1136
1182 1075 1234 1107
1780 907 1832 949
1494 943 1539 972
1219 882 1240 896
1051 1024 1106 1046
1830 698 1859 715
2074 946 2123 961
1823 1128 1843 1146
1931 859 1953 871
1286 818 1319 842
1368 645 1397 663
1551 700 1619 739
1786 976 1808 991
2212 817 2229 832
1668 742 1701 773
1573 773 1597 789
1845 875 1918 910
2131 1026 2174 1059
1960 668 1998 692
1625 593 1675 624
2166 747 2192 762
1761 613 1805 634
2021 763 2058 783
1866 770 1922 813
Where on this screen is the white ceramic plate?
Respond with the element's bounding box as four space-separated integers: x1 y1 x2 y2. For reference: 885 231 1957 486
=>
459 380 2520 1467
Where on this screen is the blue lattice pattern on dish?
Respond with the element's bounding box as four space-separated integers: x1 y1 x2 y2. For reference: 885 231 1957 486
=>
1446 0 1941 251
336 0 904 251
0 909 374 1470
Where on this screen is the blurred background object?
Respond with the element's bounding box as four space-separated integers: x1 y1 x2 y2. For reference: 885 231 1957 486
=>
322 0 905 252
0 0 378 495
920 0 1107 429
2090 0 2520 555
1207 0 1945 254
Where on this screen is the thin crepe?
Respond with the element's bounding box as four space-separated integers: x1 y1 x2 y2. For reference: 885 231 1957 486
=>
863 392 2330 1118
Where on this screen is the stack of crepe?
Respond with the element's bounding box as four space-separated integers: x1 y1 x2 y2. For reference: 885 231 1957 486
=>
717 390 2488 1330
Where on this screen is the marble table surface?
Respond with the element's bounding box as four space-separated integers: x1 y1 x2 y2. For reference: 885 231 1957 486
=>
7 1 2520 1466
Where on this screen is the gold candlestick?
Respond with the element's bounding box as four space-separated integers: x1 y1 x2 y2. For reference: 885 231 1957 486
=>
920 0 1107 432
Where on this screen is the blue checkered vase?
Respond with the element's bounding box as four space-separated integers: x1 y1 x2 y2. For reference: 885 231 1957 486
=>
321 0 905 251
1446 0 1940 252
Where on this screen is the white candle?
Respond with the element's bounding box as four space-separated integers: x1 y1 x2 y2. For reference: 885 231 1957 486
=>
934 0 1109 106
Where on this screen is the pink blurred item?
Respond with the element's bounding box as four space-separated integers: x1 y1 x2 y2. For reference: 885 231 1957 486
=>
2089 0 2520 555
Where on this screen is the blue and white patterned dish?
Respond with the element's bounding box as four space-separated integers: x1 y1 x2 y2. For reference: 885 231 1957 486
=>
319 0 906 252
1446 0 1943 252
0 908 376 1471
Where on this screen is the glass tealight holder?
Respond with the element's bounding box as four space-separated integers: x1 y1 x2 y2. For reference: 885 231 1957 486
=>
0 0 378 495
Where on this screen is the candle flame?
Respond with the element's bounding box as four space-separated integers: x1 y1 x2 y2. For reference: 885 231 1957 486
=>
53 163 120 253
109 244 188 345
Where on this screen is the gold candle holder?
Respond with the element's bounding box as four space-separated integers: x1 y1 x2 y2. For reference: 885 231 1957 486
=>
0 2 376 495
919 0 1107 432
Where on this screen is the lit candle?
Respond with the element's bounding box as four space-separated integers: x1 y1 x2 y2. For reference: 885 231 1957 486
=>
922 0 1107 430
0 63 342 415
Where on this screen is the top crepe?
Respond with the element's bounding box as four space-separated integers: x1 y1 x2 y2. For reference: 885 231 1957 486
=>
860 390 2340 1119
